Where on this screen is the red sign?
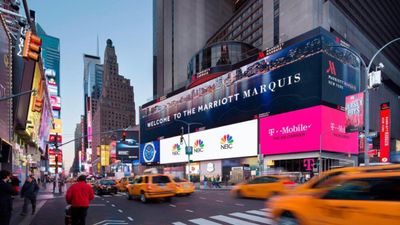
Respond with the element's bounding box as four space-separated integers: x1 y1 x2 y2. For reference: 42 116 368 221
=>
49 134 62 143
380 103 390 163
345 92 364 132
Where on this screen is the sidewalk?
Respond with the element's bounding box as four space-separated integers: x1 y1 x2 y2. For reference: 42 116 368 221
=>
10 183 66 225
194 182 234 191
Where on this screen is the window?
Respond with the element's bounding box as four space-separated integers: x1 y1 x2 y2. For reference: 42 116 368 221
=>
312 172 344 189
152 176 171 184
323 177 400 201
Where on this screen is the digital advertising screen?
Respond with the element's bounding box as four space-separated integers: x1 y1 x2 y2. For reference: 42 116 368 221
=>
140 141 160 164
260 105 358 155
160 119 257 164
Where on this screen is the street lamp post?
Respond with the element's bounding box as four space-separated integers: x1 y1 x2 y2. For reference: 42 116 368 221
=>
176 119 203 182
0 89 36 101
329 37 400 166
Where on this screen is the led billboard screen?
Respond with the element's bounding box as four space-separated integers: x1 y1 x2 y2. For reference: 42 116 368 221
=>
260 105 358 155
160 120 257 164
116 139 139 163
140 30 360 143
140 141 160 164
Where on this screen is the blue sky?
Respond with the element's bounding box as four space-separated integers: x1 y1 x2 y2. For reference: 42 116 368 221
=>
29 0 153 172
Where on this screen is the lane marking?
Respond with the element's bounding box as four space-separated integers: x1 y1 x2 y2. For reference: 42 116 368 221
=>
169 204 177 207
172 222 187 225
216 200 224 203
199 197 206 200
230 212 272 224
111 204 116 207
89 204 106 206
185 209 194 213
246 210 267 216
235 203 244 206
106 201 110 203
189 218 222 225
127 217 134 221
211 215 258 225
259 208 271 212
93 220 127 225
118 209 123 213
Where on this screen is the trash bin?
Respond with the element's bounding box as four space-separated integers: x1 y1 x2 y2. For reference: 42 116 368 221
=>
65 205 71 225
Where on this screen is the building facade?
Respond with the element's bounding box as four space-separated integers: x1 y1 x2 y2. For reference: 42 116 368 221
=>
145 0 400 182
91 39 136 175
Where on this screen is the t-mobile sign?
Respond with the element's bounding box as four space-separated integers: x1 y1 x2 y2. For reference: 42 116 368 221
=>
260 105 358 155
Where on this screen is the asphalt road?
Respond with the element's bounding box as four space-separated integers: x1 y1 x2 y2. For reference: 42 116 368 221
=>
31 190 273 225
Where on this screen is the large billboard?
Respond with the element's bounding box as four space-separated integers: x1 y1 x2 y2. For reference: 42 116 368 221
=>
140 141 160 164
380 103 390 163
116 139 139 163
0 17 11 142
345 92 364 132
260 105 358 155
160 120 257 164
140 31 360 143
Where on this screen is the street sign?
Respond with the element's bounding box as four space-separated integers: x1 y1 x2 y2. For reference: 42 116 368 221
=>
185 146 193 155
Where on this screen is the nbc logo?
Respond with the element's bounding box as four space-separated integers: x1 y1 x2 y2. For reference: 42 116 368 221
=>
220 134 234 149
194 139 205 153
172 143 181 155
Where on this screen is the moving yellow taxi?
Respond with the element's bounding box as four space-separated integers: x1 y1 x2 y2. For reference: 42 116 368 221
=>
117 176 135 192
172 177 195 195
268 171 400 225
127 174 175 203
231 175 296 199
293 164 400 195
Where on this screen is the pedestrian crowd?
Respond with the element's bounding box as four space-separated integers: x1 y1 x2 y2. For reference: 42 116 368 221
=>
203 175 222 189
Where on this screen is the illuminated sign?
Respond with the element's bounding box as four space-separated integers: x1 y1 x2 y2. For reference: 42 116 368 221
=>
26 63 44 143
380 103 390 163
50 96 61 110
100 145 110 166
50 118 62 134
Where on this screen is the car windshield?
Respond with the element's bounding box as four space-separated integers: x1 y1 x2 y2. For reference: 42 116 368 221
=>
100 180 115 185
152 176 171 184
173 177 186 182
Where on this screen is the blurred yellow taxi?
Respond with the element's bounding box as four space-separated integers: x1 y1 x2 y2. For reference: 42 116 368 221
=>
117 176 135 192
268 171 400 225
231 175 296 199
172 177 195 195
293 164 400 195
127 174 175 203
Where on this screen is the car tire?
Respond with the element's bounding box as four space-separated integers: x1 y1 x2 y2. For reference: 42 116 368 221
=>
140 192 147 203
165 197 172 202
277 212 299 225
236 190 242 198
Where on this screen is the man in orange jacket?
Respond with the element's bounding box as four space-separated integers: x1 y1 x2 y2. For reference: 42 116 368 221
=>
66 175 94 225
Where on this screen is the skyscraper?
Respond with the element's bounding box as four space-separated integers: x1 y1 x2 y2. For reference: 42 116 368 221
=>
92 39 136 174
153 0 234 98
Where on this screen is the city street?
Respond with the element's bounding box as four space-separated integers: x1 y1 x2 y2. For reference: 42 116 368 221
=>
30 190 271 225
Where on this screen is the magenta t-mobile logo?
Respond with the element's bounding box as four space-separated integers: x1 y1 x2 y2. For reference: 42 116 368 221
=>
303 158 315 171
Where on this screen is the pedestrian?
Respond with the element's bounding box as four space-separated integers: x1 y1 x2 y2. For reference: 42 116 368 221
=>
216 175 221 188
59 177 64 193
203 176 208 189
20 175 39 216
0 170 18 225
66 175 94 225
10 175 20 194
212 176 216 188
53 178 56 193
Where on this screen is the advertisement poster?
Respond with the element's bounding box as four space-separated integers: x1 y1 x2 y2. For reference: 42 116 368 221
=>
140 141 160 164
260 105 358 155
0 16 11 143
26 63 44 143
345 92 364 132
100 145 110 166
140 32 360 143
160 120 257 164
116 139 139 163
380 103 390 163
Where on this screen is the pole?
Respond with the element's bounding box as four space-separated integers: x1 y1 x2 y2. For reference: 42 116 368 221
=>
187 124 191 182
319 134 322 173
54 133 59 194
0 89 36 101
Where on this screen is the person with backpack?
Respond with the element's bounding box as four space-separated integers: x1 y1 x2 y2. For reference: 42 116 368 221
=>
20 175 39 216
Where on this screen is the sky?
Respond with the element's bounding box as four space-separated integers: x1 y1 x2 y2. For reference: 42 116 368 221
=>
29 0 153 173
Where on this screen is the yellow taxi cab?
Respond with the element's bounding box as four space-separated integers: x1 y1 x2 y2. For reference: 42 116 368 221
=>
117 176 135 192
126 174 175 203
268 171 400 225
231 175 296 199
292 164 400 195
172 177 195 195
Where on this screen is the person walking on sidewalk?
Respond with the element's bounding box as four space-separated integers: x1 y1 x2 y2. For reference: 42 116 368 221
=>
0 170 18 225
66 175 94 225
20 175 39 216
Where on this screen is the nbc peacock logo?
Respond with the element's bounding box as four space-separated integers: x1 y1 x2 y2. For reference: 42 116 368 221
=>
193 139 205 153
171 143 181 155
220 134 234 149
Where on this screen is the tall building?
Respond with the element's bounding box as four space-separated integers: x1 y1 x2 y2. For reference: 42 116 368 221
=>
72 122 82 175
92 39 136 174
37 23 62 174
153 0 234 98
0 0 22 37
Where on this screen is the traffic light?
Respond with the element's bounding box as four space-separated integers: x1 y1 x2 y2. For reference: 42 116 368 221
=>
121 132 126 141
22 30 42 61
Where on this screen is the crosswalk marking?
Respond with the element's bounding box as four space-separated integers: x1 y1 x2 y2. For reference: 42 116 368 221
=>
189 218 222 225
230 212 272 224
246 210 268 216
172 222 187 225
260 208 271 212
210 215 258 225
